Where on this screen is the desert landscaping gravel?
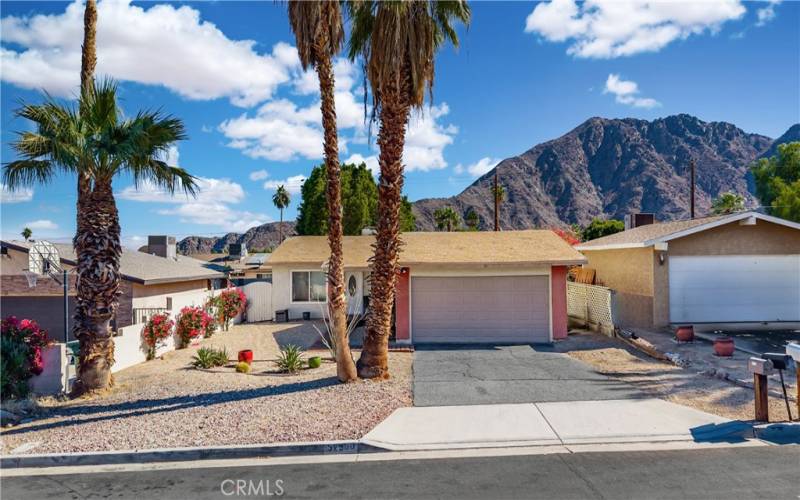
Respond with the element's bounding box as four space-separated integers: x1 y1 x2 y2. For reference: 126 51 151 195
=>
0 322 412 455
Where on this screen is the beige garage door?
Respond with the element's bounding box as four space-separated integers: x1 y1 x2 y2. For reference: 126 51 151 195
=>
411 276 550 344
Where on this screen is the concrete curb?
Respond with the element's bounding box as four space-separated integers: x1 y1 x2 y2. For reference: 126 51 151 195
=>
0 440 386 469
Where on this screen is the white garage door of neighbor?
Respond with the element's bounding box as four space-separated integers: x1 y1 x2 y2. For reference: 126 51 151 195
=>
411 276 550 344
669 255 800 323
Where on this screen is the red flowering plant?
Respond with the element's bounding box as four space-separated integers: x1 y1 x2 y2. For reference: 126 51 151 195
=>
175 306 213 348
216 288 247 331
551 228 580 246
1 316 52 399
141 312 174 360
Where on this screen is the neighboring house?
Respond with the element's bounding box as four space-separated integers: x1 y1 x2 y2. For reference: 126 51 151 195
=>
1 236 226 342
575 211 800 331
192 253 272 286
268 230 585 344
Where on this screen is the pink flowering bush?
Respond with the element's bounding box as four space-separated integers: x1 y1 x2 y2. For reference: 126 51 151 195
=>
1 316 52 399
141 312 174 360
176 306 213 348
216 288 247 331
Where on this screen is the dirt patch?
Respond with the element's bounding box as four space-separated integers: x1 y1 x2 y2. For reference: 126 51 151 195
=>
562 332 794 422
1 322 411 455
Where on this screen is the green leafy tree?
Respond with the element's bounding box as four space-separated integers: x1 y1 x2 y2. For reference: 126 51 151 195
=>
3 80 195 394
711 192 745 215
752 142 800 222
464 208 479 230
434 206 461 232
20 227 32 242
296 162 415 235
272 185 291 243
580 218 625 242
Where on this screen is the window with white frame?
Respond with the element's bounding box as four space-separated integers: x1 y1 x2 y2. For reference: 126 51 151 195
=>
291 271 326 302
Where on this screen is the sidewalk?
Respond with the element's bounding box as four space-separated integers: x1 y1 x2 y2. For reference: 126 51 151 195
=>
362 398 760 451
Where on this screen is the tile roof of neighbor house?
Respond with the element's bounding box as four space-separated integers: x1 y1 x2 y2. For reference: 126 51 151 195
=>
2 240 224 285
575 211 800 250
268 230 586 267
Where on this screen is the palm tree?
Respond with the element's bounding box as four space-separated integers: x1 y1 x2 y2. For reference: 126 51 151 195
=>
76 0 97 244
434 206 460 232
491 170 504 231
272 185 291 244
464 208 479 230
711 192 745 215
4 80 196 394
288 0 357 382
21 227 32 242
348 0 470 378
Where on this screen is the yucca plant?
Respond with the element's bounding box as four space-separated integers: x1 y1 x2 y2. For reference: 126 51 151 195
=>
275 344 305 373
191 347 229 369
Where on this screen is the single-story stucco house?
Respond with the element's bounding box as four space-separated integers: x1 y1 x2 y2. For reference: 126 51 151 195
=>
1 236 226 342
575 211 800 331
267 230 586 344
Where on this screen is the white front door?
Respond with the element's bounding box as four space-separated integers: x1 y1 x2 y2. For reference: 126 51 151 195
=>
345 271 363 315
669 255 800 323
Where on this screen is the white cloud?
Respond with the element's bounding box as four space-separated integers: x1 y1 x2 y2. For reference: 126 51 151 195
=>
454 157 501 178
603 74 661 109
756 0 781 26
403 103 457 172
158 145 180 167
1 184 33 203
344 153 379 176
117 177 267 231
24 219 58 230
1 0 293 106
263 175 306 195
249 169 269 181
525 0 746 58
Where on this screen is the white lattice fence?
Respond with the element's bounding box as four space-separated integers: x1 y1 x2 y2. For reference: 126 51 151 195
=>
567 282 615 332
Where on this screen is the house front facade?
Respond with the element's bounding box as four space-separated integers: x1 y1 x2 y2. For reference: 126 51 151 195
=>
575 211 800 331
268 230 586 344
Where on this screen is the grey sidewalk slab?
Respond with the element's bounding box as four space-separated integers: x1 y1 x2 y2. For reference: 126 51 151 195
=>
361 403 561 451
363 398 756 451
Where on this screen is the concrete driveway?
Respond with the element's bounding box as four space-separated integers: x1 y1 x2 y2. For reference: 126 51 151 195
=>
413 344 643 406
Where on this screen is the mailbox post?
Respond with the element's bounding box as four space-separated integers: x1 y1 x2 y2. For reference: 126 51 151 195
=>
786 343 800 419
748 357 773 422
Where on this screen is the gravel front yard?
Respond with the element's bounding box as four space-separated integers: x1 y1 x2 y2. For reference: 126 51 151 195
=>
0 322 412 455
559 331 794 422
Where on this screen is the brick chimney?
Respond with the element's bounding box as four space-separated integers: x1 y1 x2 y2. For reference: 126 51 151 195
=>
147 235 177 260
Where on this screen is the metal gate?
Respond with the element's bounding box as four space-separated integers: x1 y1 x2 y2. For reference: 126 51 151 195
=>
242 281 272 323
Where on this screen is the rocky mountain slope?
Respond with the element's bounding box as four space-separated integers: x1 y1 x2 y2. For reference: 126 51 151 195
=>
177 221 296 255
413 114 788 230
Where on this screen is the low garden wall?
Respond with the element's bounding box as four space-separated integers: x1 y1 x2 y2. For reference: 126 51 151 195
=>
29 344 69 395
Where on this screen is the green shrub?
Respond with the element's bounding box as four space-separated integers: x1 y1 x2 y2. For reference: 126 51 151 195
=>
308 356 322 369
235 361 251 374
191 347 229 369
1 336 32 399
275 344 305 373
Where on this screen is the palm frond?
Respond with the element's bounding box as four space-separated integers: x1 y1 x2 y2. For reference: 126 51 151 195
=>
2 160 57 189
288 0 344 69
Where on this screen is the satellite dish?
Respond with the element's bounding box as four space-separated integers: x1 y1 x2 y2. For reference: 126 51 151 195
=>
27 240 62 278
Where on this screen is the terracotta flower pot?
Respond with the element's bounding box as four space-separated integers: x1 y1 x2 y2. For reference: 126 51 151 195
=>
238 349 254 364
675 325 694 342
713 336 735 357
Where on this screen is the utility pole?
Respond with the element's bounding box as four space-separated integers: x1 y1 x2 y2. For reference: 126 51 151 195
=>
494 170 500 232
689 158 696 219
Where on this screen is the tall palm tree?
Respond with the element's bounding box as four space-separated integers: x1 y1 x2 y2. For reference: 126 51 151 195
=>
348 0 470 378
272 185 291 244
4 81 196 394
434 206 460 232
76 0 97 241
288 0 357 382
491 170 504 231
21 227 32 242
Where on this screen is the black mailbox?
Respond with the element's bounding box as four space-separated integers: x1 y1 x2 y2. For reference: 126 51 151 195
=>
762 352 792 370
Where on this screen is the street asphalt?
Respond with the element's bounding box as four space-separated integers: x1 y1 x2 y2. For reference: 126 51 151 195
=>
413 344 643 406
2 446 797 499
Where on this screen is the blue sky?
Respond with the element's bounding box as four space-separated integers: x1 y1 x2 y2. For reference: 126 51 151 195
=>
1 0 798 247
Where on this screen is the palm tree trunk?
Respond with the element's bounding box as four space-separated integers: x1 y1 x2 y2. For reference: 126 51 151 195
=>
72 179 120 395
357 72 410 379
494 171 499 232
279 208 283 243
76 0 97 245
315 36 357 382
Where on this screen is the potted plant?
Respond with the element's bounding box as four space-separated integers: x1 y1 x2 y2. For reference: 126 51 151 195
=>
675 325 694 342
238 349 254 364
713 336 735 357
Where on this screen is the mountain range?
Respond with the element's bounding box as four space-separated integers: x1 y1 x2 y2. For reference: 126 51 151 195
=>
177 114 798 254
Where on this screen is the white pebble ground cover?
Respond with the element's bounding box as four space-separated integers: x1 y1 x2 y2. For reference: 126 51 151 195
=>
0 322 412 455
